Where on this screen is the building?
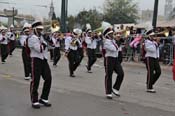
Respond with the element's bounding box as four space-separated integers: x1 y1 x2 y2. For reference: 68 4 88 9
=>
141 9 153 22
139 9 165 24
164 0 173 20
48 0 55 21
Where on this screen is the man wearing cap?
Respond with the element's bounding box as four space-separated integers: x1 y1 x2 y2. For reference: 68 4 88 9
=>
6 24 16 56
20 23 32 80
144 33 161 93
85 29 97 73
65 29 81 77
0 26 8 63
28 21 52 109
103 26 124 99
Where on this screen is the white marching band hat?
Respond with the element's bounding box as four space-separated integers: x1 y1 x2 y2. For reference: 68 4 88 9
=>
102 21 114 37
86 23 92 33
22 23 31 32
73 28 82 36
32 20 44 29
10 24 14 28
0 25 7 32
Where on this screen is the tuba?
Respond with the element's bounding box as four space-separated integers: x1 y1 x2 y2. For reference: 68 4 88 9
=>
51 20 60 33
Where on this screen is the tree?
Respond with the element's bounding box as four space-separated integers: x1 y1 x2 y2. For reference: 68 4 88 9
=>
52 12 57 20
65 9 103 31
76 9 103 30
67 15 76 32
103 0 138 24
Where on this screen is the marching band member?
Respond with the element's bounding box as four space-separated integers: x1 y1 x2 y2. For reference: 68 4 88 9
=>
20 23 32 80
65 29 81 77
28 21 52 109
6 24 16 56
44 32 54 62
49 20 61 62
0 25 8 64
50 22 61 67
103 25 124 99
85 24 97 73
52 31 61 67
77 36 84 64
77 29 84 64
145 32 161 93
114 33 123 64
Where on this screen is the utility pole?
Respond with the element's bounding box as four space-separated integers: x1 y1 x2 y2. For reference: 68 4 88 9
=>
61 0 68 33
152 0 159 29
12 7 14 26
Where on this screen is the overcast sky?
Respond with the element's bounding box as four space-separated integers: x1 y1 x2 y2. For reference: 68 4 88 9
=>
0 0 174 19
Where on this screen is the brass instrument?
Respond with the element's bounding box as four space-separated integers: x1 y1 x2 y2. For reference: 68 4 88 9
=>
71 38 78 47
70 28 82 46
149 31 168 37
163 29 169 37
51 20 60 33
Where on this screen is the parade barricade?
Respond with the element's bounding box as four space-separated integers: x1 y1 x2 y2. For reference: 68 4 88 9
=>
159 37 174 65
121 35 175 65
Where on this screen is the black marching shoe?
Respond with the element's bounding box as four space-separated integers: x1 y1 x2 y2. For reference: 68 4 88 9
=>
70 74 76 77
146 89 156 93
32 102 40 109
2 60 6 64
112 89 120 97
86 65 92 73
87 70 92 73
53 64 57 68
39 99 52 107
106 94 113 99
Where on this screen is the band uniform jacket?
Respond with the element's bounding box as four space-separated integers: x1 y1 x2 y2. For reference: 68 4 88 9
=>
28 35 48 60
104 39 118 58
65 36 78 52
85 36 97 49
145 39 159 59
0 34 8 45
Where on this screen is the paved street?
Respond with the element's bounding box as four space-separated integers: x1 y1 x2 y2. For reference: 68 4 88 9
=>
0 49 175 116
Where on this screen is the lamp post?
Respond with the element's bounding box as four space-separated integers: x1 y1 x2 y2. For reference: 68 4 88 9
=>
152 0 159 29
12 7 14 26
61 0 68 33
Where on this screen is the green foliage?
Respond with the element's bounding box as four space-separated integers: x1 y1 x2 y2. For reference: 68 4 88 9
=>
103 0 138 24
76 9 103 30
67 15 76 32
66 8 103 31
65 0 138 32
0 22 8 27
